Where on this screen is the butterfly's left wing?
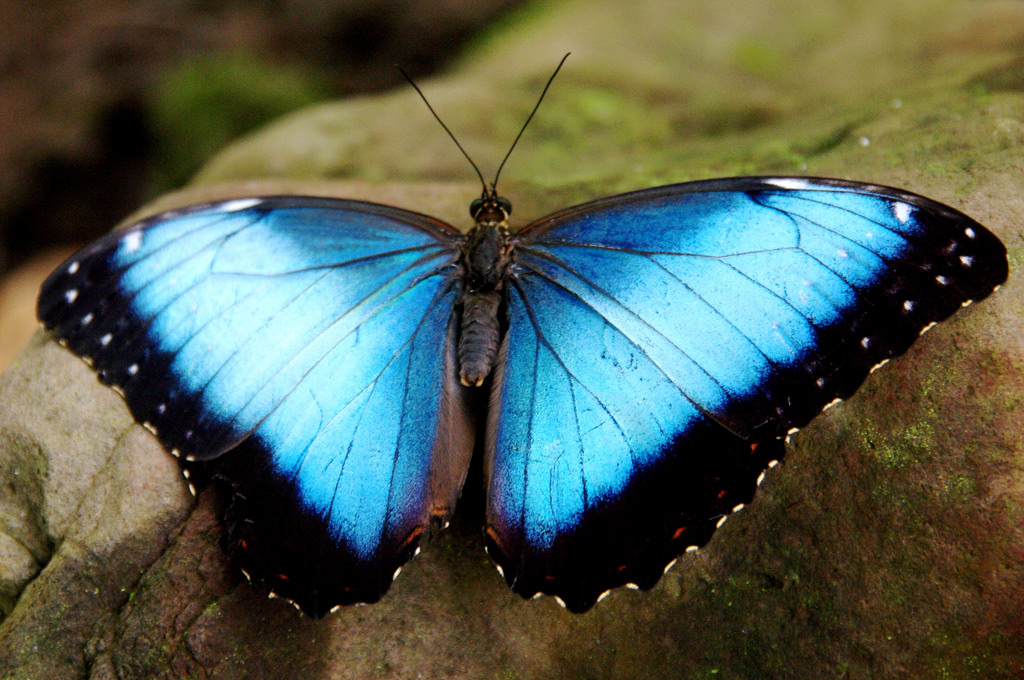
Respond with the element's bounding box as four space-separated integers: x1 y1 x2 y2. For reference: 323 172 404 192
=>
37 196 475 617
485 177 1007 611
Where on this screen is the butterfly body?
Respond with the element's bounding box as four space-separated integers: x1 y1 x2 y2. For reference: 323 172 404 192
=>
457 196 513 386
37 177 1007 616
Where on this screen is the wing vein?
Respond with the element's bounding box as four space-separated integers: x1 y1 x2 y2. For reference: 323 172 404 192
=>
511 278 643 467
513 247 735 421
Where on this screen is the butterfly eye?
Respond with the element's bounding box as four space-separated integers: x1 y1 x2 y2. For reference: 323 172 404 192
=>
497 197 512 216
470 198 484 218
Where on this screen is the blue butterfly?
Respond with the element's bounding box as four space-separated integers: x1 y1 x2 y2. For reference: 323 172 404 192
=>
36 171 1007 616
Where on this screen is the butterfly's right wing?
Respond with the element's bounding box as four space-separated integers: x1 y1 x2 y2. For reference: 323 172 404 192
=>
38 196 476 616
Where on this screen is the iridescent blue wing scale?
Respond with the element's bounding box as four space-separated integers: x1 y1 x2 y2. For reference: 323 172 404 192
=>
37 196 475 616
486 177 1007 611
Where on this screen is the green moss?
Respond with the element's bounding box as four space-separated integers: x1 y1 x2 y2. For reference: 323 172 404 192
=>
862 421 933 471
942 474 978 502
795 120 866 157
146 52 334 191
701 104 779 136
729 39 785 79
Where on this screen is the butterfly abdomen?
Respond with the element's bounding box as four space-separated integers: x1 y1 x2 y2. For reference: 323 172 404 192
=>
458 291 502 386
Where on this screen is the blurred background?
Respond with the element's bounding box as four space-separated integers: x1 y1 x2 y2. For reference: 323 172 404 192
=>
1 0 1020 375
0 0 522 370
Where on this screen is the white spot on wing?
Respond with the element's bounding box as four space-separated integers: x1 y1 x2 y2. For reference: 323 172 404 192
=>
81 313 93 325
65 289 78 303
903 300 915 312
935 275 949 285
100 333 112 346
765 178 813 190
123 232 143 253
860 337 871 349
893 201 912 224
220 198 263 212
965 227 976 239
127 364 139 376
959 255 973 267
67 261 80 274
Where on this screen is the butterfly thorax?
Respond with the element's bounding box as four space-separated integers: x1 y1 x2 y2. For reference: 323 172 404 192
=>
457 195 513 386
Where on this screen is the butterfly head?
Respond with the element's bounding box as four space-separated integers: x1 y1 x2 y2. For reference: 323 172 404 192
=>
470 190 512 228
464 187 513 290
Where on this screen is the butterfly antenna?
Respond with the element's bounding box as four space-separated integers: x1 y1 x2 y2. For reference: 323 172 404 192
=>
398 65 489 195
491 52 570 192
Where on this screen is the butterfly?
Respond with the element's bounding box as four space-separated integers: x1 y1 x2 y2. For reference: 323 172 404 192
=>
36 173 1007 616
35 61 1008 616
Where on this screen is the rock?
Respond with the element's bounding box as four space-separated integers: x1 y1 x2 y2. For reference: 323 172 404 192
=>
1 0 1022 677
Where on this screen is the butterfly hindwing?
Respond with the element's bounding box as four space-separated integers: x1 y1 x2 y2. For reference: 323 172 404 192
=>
37 196 476 616
484 177 1007 611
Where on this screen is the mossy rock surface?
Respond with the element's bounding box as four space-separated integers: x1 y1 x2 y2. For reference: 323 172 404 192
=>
2 0 1022 678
